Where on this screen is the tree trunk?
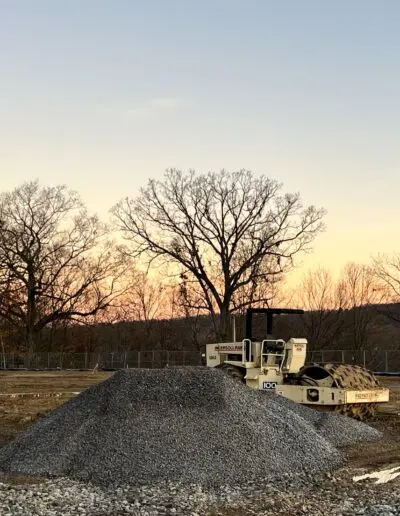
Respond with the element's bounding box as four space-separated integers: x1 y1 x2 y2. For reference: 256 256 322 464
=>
0 335 5 370
218 304 231 342
24 329 36 368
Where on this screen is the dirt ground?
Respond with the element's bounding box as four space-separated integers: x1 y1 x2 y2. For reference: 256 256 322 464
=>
0 370 111 447
346 376 400 469
0 371 399 470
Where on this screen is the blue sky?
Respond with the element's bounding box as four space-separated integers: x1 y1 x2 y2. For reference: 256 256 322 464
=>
1 0 400 278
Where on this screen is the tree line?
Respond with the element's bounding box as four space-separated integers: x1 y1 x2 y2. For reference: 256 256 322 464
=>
0 170 400 357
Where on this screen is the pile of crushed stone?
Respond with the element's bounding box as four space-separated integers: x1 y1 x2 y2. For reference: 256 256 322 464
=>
0 367 381 488
257 390 381 447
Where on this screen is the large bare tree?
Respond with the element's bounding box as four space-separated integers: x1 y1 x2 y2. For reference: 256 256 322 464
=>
113 169 325 340
0 180 125 354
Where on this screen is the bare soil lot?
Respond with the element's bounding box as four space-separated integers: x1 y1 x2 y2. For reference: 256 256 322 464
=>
0 371 111 446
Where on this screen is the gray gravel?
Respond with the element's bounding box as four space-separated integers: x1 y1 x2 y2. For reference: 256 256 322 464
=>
0 477 226 515
258 391 382 446
0 366 387 514
0 472 399 515
0 367 351 487
209 471 400 515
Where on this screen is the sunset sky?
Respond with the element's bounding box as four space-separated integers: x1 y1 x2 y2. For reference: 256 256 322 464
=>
1 0 400 282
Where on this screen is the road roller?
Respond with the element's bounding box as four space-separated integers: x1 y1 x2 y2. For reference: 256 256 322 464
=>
204 308 389 420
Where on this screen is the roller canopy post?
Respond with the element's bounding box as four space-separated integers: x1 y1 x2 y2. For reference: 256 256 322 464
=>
244 308 304 340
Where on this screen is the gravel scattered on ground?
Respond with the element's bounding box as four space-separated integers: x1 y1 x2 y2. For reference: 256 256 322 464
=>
0 471 399 515
208 468 400 516
0 477 219 516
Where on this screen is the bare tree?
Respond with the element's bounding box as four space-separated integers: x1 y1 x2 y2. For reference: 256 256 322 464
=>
124 271 164 343
0 180 125 355
339 263 382 353
113 169 325 340
297 268 346 350
373 253 400 323
232 259 287 313
174 280 205 349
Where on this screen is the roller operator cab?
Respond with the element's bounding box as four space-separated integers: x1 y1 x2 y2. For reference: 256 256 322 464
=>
204 308 390 420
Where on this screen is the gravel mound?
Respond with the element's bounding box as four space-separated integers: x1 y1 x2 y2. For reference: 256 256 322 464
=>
258 391 382 446
0 367 381 488
316 412 381 446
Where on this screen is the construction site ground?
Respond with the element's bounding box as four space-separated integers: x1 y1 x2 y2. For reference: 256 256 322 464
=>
0 370 399 515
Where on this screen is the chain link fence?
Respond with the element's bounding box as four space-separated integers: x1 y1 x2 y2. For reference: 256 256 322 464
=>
0 349 400 372
0 350 204 371
306 349 400 373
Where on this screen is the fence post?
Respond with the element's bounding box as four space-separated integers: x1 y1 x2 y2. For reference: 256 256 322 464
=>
138 351 141 369
124 351 127 369
341 351 345 364
152 351 155 368
363 350 366 369
385 351 388 372
321 350 325 363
